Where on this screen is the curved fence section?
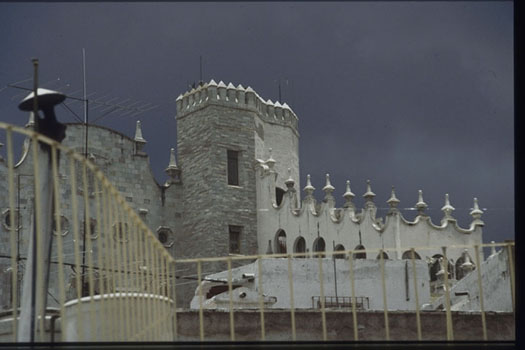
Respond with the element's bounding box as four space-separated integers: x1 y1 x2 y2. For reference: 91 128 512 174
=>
0 122 176 341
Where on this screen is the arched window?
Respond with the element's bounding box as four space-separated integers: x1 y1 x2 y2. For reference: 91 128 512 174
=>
293 236 306 258
429 254 453 281
274 229 287 254
52 215 70 236
275 187 286 206
157 227 174 248
455 252 475 281
2 209 19 231
402 250 421 260
113 222 129 243
334 244 346 259
376 251 389 260
353 245 366 259
82 218 98 240
313 237 326 258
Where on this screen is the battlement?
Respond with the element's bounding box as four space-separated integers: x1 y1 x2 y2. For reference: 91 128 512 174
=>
175 80 299 131
256 156 484 261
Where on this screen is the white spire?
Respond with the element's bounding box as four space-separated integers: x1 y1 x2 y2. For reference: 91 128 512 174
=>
237 84 245 90
322 174 335 193
208 79 217 86
227 82 235 89
386 186 400 209
134 120 146 144
441 193 455 220
343 180 355 209
303 174 315 195
363 179 375 199
218 80 226 88
167 148 178 170
470 197 483 217
415 189 428 213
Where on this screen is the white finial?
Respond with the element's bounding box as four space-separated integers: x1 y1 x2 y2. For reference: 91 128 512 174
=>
208 79 217 86
303 174 315 195
167 148 178 169
470 197 483 217
322 174 335 193
134 120 146 144
237 84 245 90
343 180 355 199
415 189 428 213
274 101 282 108
165 148 181 183
284 168 295 188
245 86 254 92
387 186 400 208
363 179 375 198
176 94 183 101
227 82 235 89
266 98 274 106
266 148 275 169
441 193 455 216
218 80 226 87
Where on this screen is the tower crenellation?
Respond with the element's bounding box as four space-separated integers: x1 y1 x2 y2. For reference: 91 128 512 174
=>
176 79 299 132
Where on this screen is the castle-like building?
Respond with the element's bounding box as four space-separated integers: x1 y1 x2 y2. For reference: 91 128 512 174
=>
0 79 485 308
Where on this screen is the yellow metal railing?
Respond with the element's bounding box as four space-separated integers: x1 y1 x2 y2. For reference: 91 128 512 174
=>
0 122 515 342
1 122 176 341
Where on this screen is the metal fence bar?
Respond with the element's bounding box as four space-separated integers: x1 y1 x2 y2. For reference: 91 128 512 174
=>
170 261 178 341
81 161 96 341
197 260 204 341
100 186 112 341
51 143 66 342
441 247 454 341
227 257 235 341
30 135 46 342
410 248 422 341
506 243 515 313
473 245 487 340
348 250 358 340
287 254 296 341
318 254 327 341
379 249 389 340
68 154 84 341
257 256 266 340
6 127 18 341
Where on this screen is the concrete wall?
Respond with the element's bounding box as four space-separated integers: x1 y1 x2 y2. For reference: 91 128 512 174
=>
190 258 431 311
175 309 515 341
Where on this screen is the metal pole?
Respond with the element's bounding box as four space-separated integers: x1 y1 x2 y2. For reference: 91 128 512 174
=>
332 241 338 302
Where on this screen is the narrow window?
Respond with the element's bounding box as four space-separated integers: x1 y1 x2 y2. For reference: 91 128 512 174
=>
227 150 239 185
229 225 242 254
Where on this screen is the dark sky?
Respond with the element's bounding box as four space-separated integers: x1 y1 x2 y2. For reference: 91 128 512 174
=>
0 2 514 244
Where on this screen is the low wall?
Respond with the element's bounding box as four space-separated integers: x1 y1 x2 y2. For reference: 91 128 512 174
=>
175 309 515 341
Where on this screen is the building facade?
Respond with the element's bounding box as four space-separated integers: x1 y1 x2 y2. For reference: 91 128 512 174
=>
0 80 485 308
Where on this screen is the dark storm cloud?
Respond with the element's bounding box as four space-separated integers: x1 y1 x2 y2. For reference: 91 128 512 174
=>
0 2 513 243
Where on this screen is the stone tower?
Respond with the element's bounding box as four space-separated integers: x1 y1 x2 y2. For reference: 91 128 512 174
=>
175 80 300 259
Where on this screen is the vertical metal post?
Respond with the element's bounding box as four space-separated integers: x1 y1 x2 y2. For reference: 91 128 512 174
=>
410 248 422 340
442 247 454 340
379 249 390 340
474 245 487 340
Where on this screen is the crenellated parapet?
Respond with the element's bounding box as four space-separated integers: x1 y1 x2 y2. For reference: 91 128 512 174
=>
175 79 299 132
255 157 484 262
